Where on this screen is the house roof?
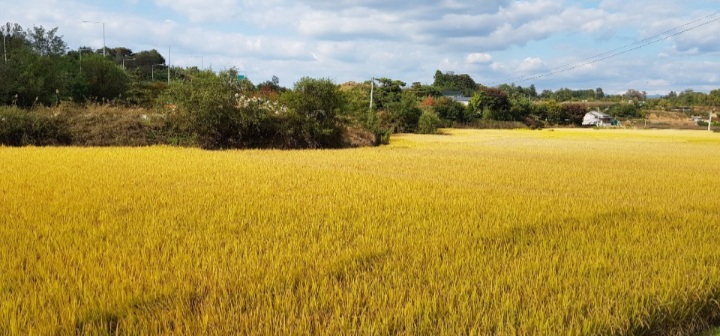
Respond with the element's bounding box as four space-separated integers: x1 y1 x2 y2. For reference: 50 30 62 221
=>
441 90 465 97
586 111 612 119
441 91 471 104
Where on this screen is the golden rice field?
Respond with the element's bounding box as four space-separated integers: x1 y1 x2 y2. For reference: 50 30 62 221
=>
1 128 720 335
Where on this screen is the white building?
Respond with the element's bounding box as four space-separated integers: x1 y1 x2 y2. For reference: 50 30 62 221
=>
582 111 613 127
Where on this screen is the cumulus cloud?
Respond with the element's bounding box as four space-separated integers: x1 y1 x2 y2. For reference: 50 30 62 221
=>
466 53 493 64
1 0 719 92
517 57 544 72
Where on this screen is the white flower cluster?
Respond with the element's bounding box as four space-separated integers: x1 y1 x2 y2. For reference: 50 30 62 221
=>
236 96 289 115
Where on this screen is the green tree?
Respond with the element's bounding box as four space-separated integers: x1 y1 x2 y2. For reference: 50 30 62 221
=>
25 25 66 57
160 72 242 149
608 103 642 118
131 49 166 81
340 81 371 120
386 90 422 132
561 103 587 125
595 88 605 99
281 77 346 147
409 82 441 98
373 77 406 109
417 109 443 134
708 89 720 106
432 96 467 122
623 89 646 101
78 54 130 101
1 23 72 106
14 50 71 106
433 70 478 96
468 87 511 120
533 100 563 123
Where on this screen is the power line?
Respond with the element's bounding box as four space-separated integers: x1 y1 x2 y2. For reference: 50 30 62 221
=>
491 11 720 85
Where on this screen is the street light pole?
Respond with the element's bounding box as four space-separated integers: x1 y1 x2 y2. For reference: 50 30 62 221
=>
3 28 23 63
3 33 7 63
152 64 166 81
123 57 135 70
82 21 106 57
369 77 375 109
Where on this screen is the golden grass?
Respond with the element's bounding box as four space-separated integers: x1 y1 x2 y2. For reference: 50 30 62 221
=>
1 128 720 335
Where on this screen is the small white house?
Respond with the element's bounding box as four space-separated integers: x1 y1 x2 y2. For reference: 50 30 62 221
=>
582 111 613 127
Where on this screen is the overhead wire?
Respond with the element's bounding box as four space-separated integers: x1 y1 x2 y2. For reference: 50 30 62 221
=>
490 11 720 85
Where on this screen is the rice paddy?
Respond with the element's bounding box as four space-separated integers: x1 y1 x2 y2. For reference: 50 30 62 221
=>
1 128 720 335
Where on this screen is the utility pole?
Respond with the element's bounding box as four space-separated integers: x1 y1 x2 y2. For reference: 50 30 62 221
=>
710 113 714 131
152 64 166 81
167 46 171 84
369 77 374 109
3 28 24 63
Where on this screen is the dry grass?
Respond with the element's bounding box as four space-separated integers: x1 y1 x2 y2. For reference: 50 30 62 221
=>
1 128 720 335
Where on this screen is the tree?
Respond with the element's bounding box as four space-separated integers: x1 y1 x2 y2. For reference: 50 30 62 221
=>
533 100 563 123
340 81 371 119
528 84 538 99
608 103 641 118
433 70 478 97
385 90 422 132
595 88 605 99
554 88 573 102
26 26 66 57
409 82 441 98
131 49 166 80
284 77 343 120
468 87 511 120
372 77 406 109
417 109 443 134
561 103 587 125
540 89 553 99
1 23 72 106
13 48 71 106
281 77 346 147
256 75 286 96
160 72 242 149
708 89 720 106
106 47 134 65
432 96 467 122
78 54 130 101
624 89 645 101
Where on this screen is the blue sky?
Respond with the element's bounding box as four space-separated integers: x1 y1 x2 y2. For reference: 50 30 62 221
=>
2 0 719 94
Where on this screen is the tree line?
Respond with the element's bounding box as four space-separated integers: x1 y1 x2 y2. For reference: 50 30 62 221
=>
3 23 720 148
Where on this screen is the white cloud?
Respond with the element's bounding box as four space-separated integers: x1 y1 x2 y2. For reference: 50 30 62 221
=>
466 53 493 64
518 57 544 72
1 0 719 92
155 0 241 22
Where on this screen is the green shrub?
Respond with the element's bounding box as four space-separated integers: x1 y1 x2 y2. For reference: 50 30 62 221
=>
280 77 346 148
608 103 643 118
159 73 246 149
417 109 443 134
561 103 588 125
0 106 70 146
